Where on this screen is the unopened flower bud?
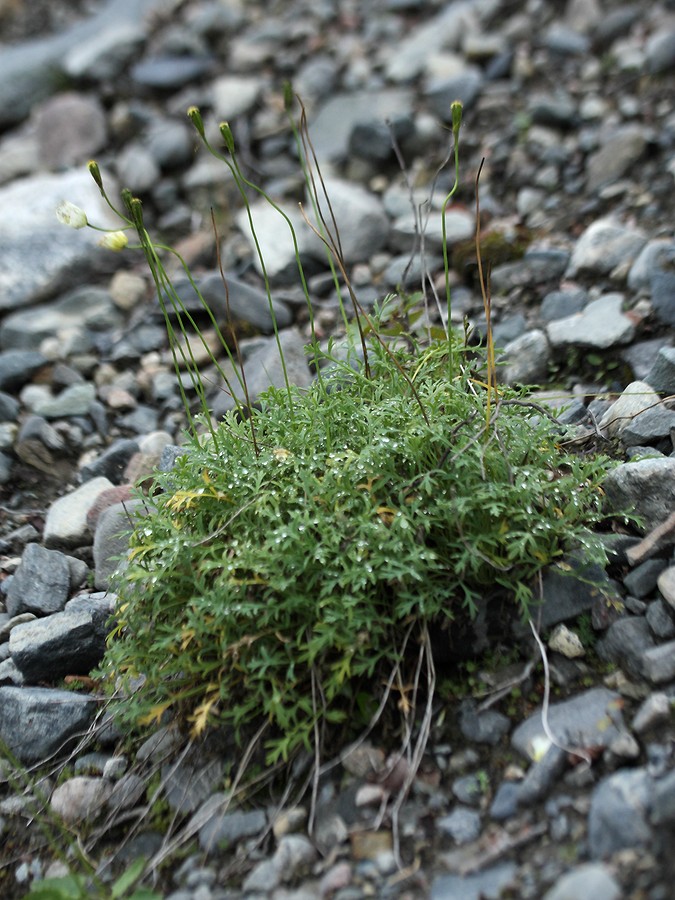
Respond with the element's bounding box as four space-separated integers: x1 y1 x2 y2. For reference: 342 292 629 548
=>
56 201 88 229
87 160 103 191
187 106 205 139
451 101 463 138
219 122 235 154
99 230 129 251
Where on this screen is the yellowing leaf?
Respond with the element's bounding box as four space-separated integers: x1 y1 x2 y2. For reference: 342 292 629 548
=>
138 700 174 728
189 693 220 737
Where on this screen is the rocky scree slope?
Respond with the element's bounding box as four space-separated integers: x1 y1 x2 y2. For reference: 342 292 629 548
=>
1 0 675 898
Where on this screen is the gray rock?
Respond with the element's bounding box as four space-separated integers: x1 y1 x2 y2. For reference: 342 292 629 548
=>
14 414 68 476
632 693 672 734
511 687 624 761
565 218 647 278
195 794 267 853
627 239 675 294
0 168 119 312
93 498 144 590
499 329 551 385
65 591 116 634
390 208 475 255
162 756 225 815
310 177 389 266
0 350 47 391
645 600 675 640
598 381 660 439
489 780 520 820
235 200 325 283
0 657 25 686
650 767 675 824
585 125 647 192
308 89 414 162
431 862 518 900
63 21 145 82
385 1 477 82
144 118 194 169
624 559 668 599
5 543 71 618
0 613 36 644
641 640 675 684
210 74 262 120
646 28 675 74
596 616 655 678
50 776 113 825
33 92 107 171
620 404 675 447
646 347 675 394
459 702 510 745
543 863 621 900
649 245 675 327
115 142 161 194
0 685 97 764
536 558 617 630
9 609 104 683
131 55 214 89
546 294 634 349
0 0 169 127
29 382 96 419
490 250 570 294
243 834 317 892
528 91 577 127
80 438 140 485
540 289 587 322
210 328 313 417
657 566 675 610
603 458 675 531
517 744 568 806
425 67 484 119
43 476 114 549
0 286 123 351
196 273 293 333
588 768 653 858
437 806 482 844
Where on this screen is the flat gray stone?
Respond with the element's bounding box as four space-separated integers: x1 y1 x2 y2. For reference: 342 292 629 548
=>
598 381 661 438
511 687 624 761
646 346 675 394
588 768 653 858
93 498 145 590
5 542 71 618
195 794 267 853
641 640 675 684
596 616 655 678
546 294 634 349
431 862 518 900
386 1 477 82
500 329 551 385
43 476 114 549
603 458 675 531
0 685 97 764
9 609 104 683
308 88 414 162
210 328 313 417
565 218 646 278
0 168 119 312
585 125 647 192
543 863 621 900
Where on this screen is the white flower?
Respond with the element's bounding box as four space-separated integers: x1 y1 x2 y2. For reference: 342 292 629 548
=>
98 231 129 251
56 201 88 229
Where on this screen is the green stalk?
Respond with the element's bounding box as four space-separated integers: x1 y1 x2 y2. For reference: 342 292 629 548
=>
441 101 463 379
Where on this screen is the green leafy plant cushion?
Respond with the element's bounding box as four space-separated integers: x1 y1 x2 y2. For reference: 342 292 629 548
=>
100 341 611 765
